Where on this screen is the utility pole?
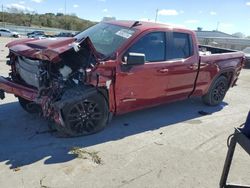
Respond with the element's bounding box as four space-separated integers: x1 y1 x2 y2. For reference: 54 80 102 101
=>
216 21 220 31
1 4 4 27
64 0 67 29
155 8 159 22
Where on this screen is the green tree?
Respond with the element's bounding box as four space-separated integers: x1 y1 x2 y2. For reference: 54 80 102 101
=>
2 12 96 31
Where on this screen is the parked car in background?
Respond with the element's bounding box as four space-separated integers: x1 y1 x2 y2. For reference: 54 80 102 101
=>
27 31 45 38
243 47 250 68
56 32 74 37
0 28 20 38
30 34 47 39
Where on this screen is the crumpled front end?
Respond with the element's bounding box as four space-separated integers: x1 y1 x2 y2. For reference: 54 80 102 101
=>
0 37 100 127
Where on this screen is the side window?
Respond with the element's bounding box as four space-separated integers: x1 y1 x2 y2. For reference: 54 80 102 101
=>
127 32 165 62
170 32 193 59
1 29 9 33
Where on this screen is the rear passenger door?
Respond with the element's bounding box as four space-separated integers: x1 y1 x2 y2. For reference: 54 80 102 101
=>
163 32 199 100
164 32 199 99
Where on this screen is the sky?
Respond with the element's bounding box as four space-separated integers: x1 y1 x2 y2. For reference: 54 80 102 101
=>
1 0 250 36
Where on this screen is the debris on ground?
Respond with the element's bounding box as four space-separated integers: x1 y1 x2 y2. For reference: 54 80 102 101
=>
69 147 103 164
154 142 164 146
198 111 212 116
13 167 21 172
40 176 50 188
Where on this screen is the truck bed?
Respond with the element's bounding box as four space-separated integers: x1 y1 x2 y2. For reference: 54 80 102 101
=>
198 45 244 64
198 45 237 54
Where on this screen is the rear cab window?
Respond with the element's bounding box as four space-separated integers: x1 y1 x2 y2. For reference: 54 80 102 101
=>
168 32 194 60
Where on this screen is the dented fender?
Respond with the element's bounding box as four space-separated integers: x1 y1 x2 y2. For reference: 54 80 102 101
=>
6 37 99 63
87 62 117 113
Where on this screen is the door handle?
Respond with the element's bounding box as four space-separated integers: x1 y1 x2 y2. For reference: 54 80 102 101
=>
188 64 198 70
157 68 169 73
189 63 207 70
200 62 208 67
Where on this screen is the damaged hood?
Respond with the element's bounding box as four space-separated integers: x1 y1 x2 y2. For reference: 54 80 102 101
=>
6 37 99 63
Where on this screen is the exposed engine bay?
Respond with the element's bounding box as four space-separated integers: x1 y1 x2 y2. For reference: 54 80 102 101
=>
8 37 98 122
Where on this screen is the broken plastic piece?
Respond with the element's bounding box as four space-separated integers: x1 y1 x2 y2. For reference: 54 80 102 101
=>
106 80 112 89
70 42 81 52
59 65 72 80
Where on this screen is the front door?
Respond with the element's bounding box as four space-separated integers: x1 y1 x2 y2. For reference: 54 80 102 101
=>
115 31 169 114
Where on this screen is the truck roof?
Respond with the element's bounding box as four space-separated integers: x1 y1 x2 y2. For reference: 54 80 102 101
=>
105 20 189 32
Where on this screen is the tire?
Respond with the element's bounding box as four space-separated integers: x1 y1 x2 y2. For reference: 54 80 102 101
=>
18 97 41 114
57 88 109 137
202 76 229 106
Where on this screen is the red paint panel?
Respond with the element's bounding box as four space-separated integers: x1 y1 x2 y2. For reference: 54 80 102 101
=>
0 76 38 101
115 62 169 114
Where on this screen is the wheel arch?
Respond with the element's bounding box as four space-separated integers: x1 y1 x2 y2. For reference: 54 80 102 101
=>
204 68 235 95
53 85 108 111
53 85 110 137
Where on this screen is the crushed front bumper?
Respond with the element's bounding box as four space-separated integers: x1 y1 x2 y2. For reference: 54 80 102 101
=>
0 76 38 101
0 76 65 127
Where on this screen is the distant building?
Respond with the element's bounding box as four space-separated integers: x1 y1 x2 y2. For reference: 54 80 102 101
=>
102 17 116 22
195 28 250 51
196 29 235 38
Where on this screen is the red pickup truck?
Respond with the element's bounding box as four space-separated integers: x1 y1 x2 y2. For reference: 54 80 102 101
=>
0 21 245 136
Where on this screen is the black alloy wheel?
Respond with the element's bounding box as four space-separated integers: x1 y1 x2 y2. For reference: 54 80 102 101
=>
66 100 103 134
212 80 227 103
202 76 229 106
59 88 109 137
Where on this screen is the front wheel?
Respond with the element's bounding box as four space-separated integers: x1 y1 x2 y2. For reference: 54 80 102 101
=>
202 76 229 106
58 89 109 137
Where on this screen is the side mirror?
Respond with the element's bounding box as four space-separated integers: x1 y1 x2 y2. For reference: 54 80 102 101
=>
127 52 145 65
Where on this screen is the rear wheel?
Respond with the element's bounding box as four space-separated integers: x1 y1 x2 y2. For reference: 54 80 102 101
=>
202 76 229 106
57 88 109 137
18 97 41 114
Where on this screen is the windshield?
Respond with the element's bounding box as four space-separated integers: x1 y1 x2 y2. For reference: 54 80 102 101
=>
75 22 136 57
